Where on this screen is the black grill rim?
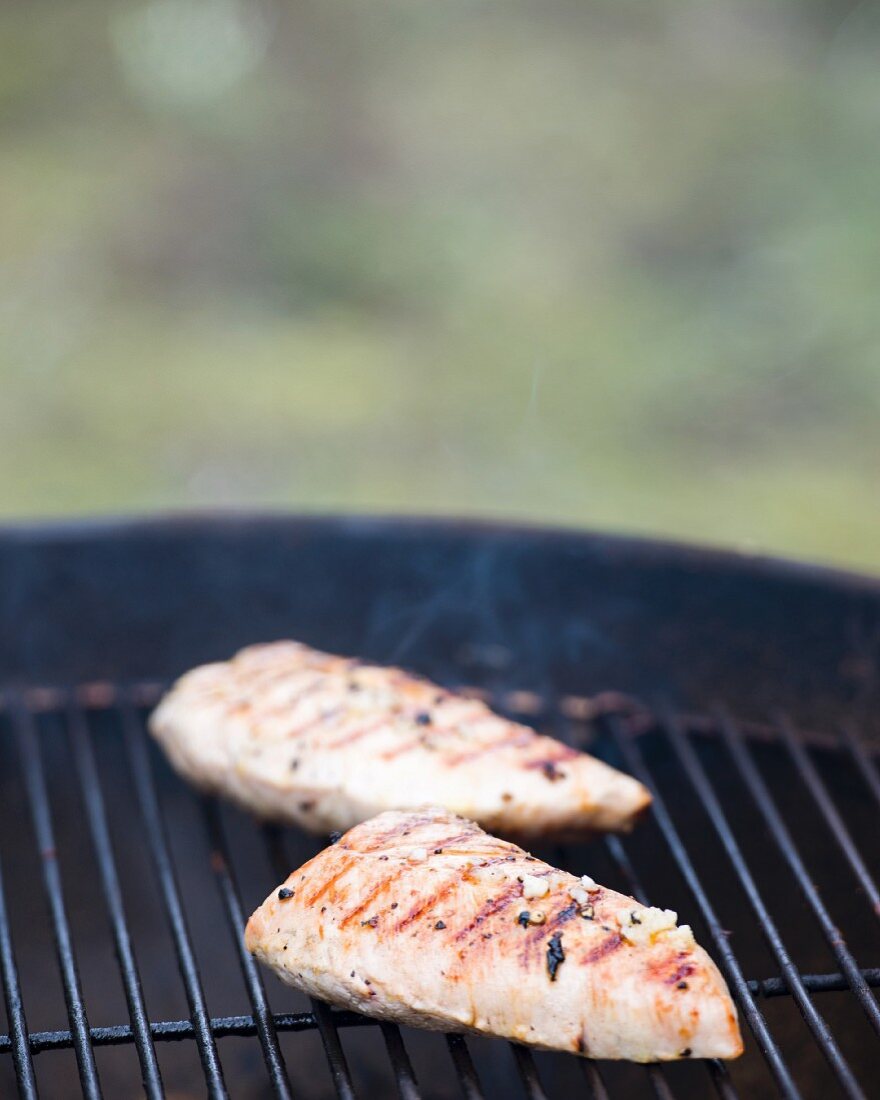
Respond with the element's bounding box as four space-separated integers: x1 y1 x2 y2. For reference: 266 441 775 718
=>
0 516 879 1100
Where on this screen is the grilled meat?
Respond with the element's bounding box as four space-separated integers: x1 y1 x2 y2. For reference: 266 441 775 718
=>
150 641 650 838
245 807 743 1062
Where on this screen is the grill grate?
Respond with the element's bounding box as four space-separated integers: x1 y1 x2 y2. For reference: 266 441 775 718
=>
0 683 878 1099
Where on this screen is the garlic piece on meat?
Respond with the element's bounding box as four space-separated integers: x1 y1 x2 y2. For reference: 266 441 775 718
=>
621 907 679 945
569 874 599 905
521 874 550 899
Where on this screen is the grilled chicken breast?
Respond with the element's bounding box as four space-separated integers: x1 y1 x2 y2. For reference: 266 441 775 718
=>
245 808 742 1061
150 641 650 838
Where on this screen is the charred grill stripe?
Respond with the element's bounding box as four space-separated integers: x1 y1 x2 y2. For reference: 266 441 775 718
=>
582 932 624 966
421 832 492 854
518 901 579 964
395 876 463 930
453 883 522 942
339 867 406 926
303 855 358 905
358 813 445 853
379 738 422 761
277 706 344 743
444 732 534 767
324 718 389 749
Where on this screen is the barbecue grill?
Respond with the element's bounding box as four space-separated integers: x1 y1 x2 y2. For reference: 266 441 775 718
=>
0 515 877 1099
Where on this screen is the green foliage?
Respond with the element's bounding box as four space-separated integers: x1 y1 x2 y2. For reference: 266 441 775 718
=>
1 0 878 569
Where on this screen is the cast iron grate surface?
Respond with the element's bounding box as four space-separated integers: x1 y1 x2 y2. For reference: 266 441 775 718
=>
0 682 877 1100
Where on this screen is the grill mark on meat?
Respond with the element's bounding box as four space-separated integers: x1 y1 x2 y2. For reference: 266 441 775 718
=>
518 901 579 967
304 856 358 905
276 706 344 744
379 738 423 761
581 932 624 966
453 882 522 942
324 718 388 750
420 832 491 854
444 732 533 767
393 857 488 930
339 867 407 926
358 814 441 853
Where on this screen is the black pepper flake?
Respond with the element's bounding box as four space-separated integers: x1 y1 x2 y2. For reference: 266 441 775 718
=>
415 711 432 726
290 759 299 770
299 801 315 812
434 694 444 704
541 761 566 781
390 902 398 909
525 856 537 862
277 887 294 901
546 933 566 981
360 916 379 928
676 980 689 990
329 831 342 844
629 911 642 925
379 855 389 861
580 904 595 921
680 1048 692 1059
434 920 446 930
433 848 443 854
321 906 327 913
517 911 531 928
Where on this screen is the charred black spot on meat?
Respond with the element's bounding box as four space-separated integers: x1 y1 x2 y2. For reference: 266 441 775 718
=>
278 887 294 900
541 761 566 781
546 933 565 981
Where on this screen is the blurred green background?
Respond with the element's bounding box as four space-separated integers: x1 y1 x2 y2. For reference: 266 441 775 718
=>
2 0 879 569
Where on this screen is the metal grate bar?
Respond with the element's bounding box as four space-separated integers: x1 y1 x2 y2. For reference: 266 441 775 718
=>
509 1043 549 1100
840 723 880 809
201 799 293 1100
263 826 358 1100
655 710 865 1100
714 709 880 1036
4 969 877 1056
776 715 880 920
605 715 802 1100
66 700 164 1099
578 1058 610 1100
749 971 880 998
445 1033 485 1100
379 1022 420 1100
119 701 227 1098
0 858 37 1099
11 699 103 1100
1 1008 377 1054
